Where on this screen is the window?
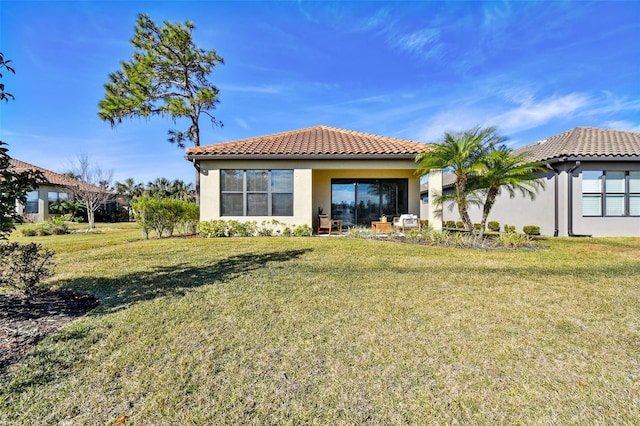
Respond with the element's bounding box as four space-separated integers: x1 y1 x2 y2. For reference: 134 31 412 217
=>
25 191 39 213
48 191 69 210
221 170 293 216
582 170 640 217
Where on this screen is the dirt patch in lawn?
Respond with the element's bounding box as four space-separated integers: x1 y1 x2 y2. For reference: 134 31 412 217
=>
0 289 99 377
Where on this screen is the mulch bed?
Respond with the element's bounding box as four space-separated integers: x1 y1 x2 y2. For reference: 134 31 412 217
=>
0 289 99 377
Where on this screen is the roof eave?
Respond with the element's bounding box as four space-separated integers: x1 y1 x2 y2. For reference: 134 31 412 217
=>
546 155 640 164
185 153 419 161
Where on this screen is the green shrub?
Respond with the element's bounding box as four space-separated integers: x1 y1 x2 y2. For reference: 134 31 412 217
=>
293 224 313 237
225 220 257 237
131 197 198 238
282 227 292 237
346 226 375 239
445 220 456 228
20 226 38 237
0 242 55 297
504 224 516 233
487 221 500 232
19 217 70 237
456 221 464 229
496 232 532 248
199 220 229 238
426 228 451 244
523 225 541 236
473 223 481 230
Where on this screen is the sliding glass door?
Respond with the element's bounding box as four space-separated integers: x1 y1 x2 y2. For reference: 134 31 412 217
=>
331 179 408 227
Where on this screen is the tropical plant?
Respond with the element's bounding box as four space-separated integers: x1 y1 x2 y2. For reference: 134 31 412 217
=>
115 177 145 199
415 127 505 236
472 148 546 238
98 13 224 203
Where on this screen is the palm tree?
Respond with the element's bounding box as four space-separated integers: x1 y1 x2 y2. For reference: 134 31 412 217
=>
472 149 547 238
115 177 144 199
169 179 195 202
146 177 172 199
415 126 505 236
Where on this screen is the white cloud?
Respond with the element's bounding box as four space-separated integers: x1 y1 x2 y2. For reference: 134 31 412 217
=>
490 93 591 133
389 28 440 55
602 120 640 132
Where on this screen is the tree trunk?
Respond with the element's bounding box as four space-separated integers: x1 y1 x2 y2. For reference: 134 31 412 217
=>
455 175 475 236
478 187 498 239
87 209 95 230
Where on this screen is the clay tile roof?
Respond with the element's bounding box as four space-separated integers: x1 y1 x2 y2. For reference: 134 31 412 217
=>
8 158 113 193
513 127 640 162
185 125 429 159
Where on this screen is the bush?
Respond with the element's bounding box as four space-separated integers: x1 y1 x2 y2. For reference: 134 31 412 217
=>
504 224 516 233
496 232 532 248
20 226 38 237
293 224 313 237
456 221 464 229
131 197 199 238
445 220 456 228
346 226 376 239
198 220 229 238
523 225 541 236
487 221 500 232
0 242 55 297
19 217 70 237
473 223 481 230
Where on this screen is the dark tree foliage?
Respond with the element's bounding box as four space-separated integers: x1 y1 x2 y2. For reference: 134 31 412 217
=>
1 53 44 239
98 13 224 149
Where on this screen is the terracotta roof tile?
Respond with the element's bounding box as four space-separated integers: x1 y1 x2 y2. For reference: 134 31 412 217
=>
186 125 429 159
8 158 112 193
514 127 640 162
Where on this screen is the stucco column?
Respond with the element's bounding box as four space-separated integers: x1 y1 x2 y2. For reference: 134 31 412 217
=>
428 168 443 230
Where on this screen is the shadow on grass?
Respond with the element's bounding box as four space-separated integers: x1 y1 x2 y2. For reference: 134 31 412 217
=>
1 249 312 393
58 248 313 313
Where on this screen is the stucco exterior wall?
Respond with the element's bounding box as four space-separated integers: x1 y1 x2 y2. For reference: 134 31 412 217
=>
441 173 556 235
15 184 67 223
197 158 420 228
570 161 640 237
436 161 640 237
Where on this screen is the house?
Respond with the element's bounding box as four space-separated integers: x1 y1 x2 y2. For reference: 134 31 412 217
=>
422 127 640 237
9 158 116 223
185 125 429 229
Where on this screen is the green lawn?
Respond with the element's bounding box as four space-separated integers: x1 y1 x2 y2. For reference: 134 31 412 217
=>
2 224 639 424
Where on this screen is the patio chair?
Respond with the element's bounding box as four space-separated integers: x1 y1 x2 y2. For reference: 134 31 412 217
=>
393 214 421 232
317 214 342 235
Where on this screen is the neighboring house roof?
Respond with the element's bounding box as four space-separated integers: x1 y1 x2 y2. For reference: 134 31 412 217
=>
8 158 113 193
422 126 640 192
513 126 640 162
185 125 429 160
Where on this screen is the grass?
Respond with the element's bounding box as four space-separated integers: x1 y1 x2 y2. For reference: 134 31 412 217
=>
1 224 640 424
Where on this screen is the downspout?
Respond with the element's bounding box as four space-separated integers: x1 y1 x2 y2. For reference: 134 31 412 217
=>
566 161 591 237
546 164 560 237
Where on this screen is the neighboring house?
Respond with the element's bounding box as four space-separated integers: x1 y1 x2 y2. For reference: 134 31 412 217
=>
185 125 429 229
423 127 640 237
9 158 116 223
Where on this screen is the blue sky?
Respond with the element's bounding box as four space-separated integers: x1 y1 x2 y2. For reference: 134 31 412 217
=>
1 1 639 185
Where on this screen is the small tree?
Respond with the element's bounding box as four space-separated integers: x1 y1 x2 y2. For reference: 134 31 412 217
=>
415 127 505 236
98 14 224 204
66 153 114 230
472 148 546 238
